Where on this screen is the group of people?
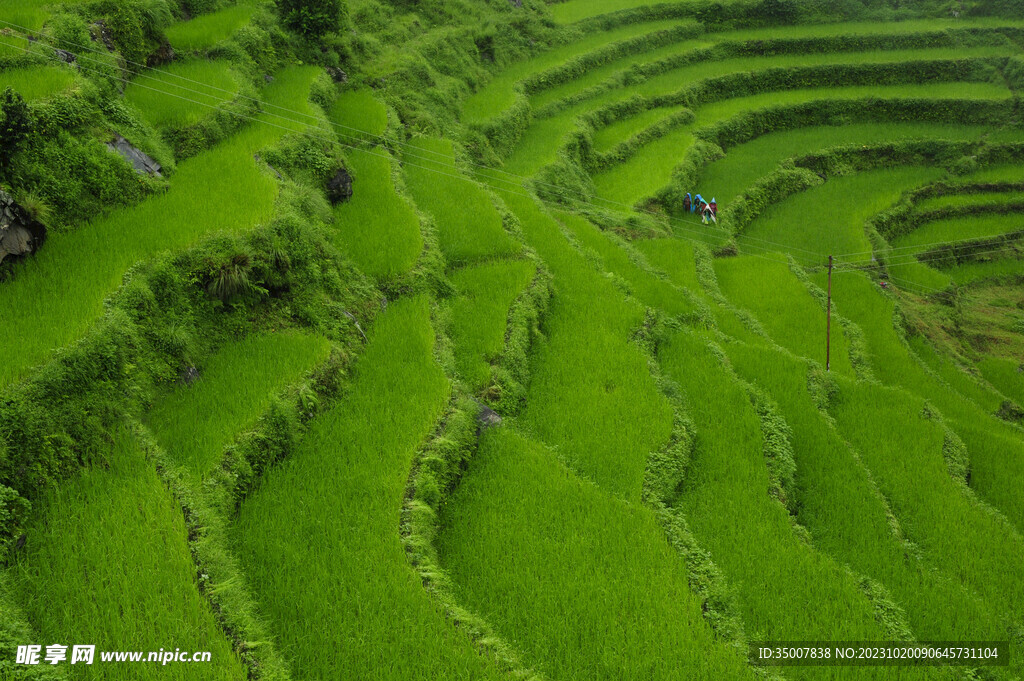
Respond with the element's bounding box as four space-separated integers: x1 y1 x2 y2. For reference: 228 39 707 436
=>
683 192 717 224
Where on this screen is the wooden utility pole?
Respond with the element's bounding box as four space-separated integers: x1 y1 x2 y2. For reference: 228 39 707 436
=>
826 254 833 372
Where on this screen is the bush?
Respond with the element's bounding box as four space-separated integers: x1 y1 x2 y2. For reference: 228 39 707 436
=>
0 88 30 168
277 0 344 39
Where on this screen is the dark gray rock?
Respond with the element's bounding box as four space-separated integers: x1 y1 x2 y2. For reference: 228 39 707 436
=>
55 49 76 65
147 39 175 67
326 67 348 84
477 405 502 428
327 167 353 205
263 74 274 84
106 135 162 177
0 189 46 264
90 20 115 51
508 0 522 6
179 366 200 385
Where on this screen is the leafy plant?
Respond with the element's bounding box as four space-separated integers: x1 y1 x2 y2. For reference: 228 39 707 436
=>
0 87 30 168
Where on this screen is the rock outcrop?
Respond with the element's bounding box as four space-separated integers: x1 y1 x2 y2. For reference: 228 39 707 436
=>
327 167 353 205
0 190 46 264
106 135 162 177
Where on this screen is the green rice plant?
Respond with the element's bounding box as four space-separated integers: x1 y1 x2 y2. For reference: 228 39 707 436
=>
146 331 330 477
10 426 246 680
722 17 1024 41
714 256 857 375
915 190 1024 212
125 59 240 129
978 356 1024 406
698 122 990 207
885 259 953 291
447 259 535 392
328 87 387 138
500 106 587 176
403 137 519 264
232 296 511 679
547 0 660 24
500 191 672 500
592 82 1000 207
659 329 918 678
0 66 321 388
529 39 712 112
165 3 257 52
892 212 1024 253
946 255 1024 284
557 211 700 318
820 271 1024 536
962 164 1024 183
741 167 944 264
0 65 76 102
461 19 680 123
828 377 1024 631
634 236 762 341
723 341 1012 658
331 147 422 283
438 426 758 680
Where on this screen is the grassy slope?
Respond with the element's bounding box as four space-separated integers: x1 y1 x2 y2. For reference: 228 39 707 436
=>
146 331 330 478
11 426 246 681
232 296 508 679
557 211 699 318
893 212 1024 252
448 259 536 391
592 82 998 206
438 427 757 681
403 137 519 264
0 65 322 389
331 147 423 282
329 87 389 139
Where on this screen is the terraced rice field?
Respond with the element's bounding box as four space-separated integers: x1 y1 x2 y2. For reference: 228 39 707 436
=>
3 1 1024 679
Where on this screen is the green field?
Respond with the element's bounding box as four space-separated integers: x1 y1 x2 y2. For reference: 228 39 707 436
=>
125 60 241 129
165 3 257 52
4 2 1024 679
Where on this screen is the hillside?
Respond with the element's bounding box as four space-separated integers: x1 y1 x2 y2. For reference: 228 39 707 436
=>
1 0 1023 679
